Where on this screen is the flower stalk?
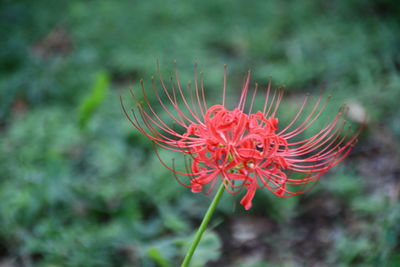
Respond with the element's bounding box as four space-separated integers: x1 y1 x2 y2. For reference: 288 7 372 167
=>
181 182 226 267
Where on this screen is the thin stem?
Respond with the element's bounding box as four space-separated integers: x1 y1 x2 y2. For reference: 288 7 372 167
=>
181 182 226 267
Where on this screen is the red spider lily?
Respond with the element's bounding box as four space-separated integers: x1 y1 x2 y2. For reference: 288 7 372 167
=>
121 64 362 210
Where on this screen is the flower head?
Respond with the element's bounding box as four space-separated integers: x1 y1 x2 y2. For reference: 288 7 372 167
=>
122 64 362 210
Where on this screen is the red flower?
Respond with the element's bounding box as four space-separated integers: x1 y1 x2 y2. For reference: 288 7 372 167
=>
122 64 362 210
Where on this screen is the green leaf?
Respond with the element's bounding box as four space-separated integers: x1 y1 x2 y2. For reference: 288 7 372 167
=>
147 247 171 267
78 70 110 128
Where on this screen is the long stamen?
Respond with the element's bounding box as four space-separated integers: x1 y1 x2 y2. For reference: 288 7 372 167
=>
222 64 227 106
194 63 205 118
262 78 272 115
238 70 251 111
248 83 258 115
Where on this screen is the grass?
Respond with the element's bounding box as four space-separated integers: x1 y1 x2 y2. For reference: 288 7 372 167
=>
1 0 399 266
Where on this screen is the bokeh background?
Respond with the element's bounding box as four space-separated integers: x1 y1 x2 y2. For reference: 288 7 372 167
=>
1 0 400 266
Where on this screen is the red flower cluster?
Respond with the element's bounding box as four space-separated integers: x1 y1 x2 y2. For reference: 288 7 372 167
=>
122 64 361 210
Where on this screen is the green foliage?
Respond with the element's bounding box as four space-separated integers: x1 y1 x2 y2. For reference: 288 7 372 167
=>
78 71 110 128
147 248 171 267
183 231 221 267
1 0 399 266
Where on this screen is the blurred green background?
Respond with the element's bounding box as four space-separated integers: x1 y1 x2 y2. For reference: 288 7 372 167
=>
1 0 399 266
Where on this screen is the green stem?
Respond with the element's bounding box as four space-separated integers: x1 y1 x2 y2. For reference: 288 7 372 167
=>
181 182 226 267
